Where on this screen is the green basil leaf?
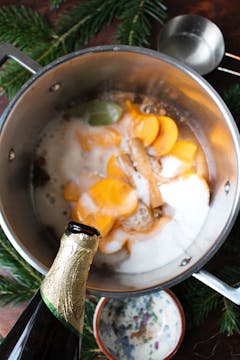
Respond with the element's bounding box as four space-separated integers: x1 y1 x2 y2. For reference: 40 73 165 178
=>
69 99 123 126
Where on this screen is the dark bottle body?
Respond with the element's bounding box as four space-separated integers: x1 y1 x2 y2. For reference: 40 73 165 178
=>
0 291 81 360
0 222 100 360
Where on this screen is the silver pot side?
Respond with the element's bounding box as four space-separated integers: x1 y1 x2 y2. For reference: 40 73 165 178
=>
0 44 239 298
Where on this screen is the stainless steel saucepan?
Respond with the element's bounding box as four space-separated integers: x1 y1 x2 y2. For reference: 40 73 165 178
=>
0 43 240 302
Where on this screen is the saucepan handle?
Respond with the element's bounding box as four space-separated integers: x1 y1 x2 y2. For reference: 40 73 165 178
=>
193 270 240 305
0 42 42 74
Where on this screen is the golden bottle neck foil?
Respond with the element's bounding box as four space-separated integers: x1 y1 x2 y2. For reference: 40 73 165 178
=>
40 228 99 336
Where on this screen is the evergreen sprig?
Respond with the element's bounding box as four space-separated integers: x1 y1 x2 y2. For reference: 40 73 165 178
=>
0 5 52 49
0 228 42 305
178 277 221 328
0 1 167 99
0 228 43 288
55 0 120 50
178 265 240 336
0 41 66 98
0 5 59 98
116 0 167 46
0 275 36 306
219 299 240 336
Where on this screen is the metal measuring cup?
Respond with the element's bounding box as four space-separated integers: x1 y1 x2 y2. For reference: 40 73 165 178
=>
157 14 240 76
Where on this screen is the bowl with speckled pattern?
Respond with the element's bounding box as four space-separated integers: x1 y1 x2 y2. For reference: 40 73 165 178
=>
93 290 185 360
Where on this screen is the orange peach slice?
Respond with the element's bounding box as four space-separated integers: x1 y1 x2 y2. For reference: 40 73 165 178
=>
125 100 159 147
88 178 138 217
72 193 114 237
106 154 128 181
75 193 96 222
168 140 197 163
134 114 160 147
84 213 115 238
151 116 178 156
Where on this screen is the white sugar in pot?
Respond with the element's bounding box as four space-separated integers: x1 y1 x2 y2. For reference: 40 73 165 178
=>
0 43 239 302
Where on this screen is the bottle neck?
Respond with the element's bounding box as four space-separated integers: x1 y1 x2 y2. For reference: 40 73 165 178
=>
40 227 99 335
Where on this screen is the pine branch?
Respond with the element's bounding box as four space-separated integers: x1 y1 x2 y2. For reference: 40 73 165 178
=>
179 278 221 327
0 275 36 306
223 83 240 120
219 299 240 336
0 1 120 99
0 61 31 99
116 0 167 46
55 0 119 50
0 228 43 288
0 5 52 50
49 0 68 9
178 265 240 336
0 40 66 98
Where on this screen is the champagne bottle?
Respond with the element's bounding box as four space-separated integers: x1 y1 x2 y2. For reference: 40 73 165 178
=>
0 222 100 360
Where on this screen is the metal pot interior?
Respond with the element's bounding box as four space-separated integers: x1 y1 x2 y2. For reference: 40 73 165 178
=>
0 47 239 296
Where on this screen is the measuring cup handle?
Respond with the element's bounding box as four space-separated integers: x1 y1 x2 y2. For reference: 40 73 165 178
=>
0 42 42 74
192 269 240 305
217 67 240 77
217 52 240 77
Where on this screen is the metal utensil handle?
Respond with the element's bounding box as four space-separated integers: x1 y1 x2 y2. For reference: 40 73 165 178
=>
0 42 42 74
217 52 240 77
193 270 240 305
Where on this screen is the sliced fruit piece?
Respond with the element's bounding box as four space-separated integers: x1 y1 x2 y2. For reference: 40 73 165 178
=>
84 213 115 237
106 154 128 181
98 228 128 254
151 116 178 156
72 192 114 237
133 114 160 147
77 127 122 151
63 181 80 202
168 140 197 163
75 193 97 222
125 99 159 146
88 178 138 217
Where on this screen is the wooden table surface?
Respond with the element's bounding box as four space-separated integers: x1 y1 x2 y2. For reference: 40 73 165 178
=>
0 0 239 359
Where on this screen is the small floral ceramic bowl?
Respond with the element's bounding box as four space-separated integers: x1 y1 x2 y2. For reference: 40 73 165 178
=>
93 290 185 360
